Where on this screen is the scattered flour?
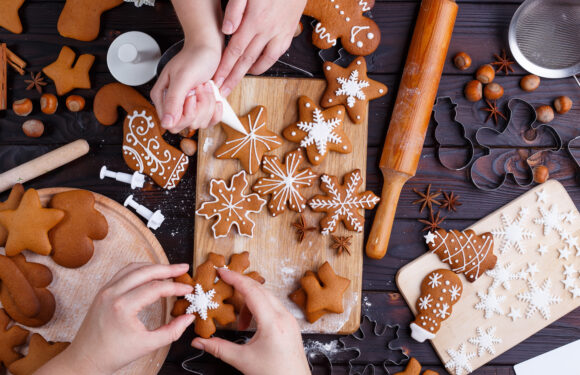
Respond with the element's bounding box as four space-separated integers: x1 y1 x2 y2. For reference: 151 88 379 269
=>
303 339 341 359
203 137 214 153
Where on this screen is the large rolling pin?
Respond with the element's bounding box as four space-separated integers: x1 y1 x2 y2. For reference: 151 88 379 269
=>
0 139 90 193
366 0 457 260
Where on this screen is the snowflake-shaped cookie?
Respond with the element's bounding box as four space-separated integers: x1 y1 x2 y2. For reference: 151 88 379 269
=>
445 343 476 375
283 96 352 165
185 284 219 320
196 171 266 238
533 204 565 235
517 278 562 319
485 261 520 290
468 326 502 357
252 148 316 216
215 106 282 174
475 287 505 319
308 169 380 235
492 207 535 254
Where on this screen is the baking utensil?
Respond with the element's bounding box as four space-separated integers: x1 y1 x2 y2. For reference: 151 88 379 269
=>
0 139 90 193
508 0 580 87
123 194 165 230
99 165 145 189
366 0 458 260
107 31 161 86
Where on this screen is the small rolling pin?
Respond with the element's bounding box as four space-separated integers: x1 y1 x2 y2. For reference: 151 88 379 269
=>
366 0 458 260
0 139 90 193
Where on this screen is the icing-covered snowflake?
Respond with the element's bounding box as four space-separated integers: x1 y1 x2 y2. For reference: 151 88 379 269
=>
558 229 580 254
298 108 342 156
536 189 547 204
335 69 370 108
517 278 562 320
558 247 571 260
418 294 432 310
436 303 451 319
185 284 219 320
475 287 505 319
562 210 577 224
570 287 580 298
445 343 476 375
524 262 539 278
561 276 576 290
450 284 462 301
563 264 577 278
485 261 520 290
492 208 535 254
428 272 443 288
533 205 565 235
507 307 522 321
537 244 548 256
468 326 502 356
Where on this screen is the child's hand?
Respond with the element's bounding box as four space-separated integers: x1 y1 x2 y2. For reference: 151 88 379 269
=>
192 268 310 375
213 0 306 97
151 45 223 134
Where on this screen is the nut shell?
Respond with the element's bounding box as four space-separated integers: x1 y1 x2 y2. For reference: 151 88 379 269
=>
464 80 483 102
180 138 197 156
554 96 572 114
66 95 86 112
475 64 495 84
484 82 504 100
40 93 58 115
13 98 33 116
533 165 549 184
520 74 540 92
22 119 44 138
453 52 472 71
536 105 554 123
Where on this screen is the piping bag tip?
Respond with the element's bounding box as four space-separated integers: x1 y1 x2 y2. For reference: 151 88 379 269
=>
208 80 247 135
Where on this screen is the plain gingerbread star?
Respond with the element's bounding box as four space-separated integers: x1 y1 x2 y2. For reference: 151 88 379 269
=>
8 333 69 375
0 309 29 368
301 262 350 314
321 57 388 124
0 0 25 34
289 271 330 323
0 184 24 247
42 46 95 96
0 189 64 257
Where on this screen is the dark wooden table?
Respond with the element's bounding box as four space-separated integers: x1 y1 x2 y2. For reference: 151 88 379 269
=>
1 1 579 374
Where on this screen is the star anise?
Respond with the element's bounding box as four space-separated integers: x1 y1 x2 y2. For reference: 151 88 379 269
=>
418 210 446 232
412 184 441 214
331 235 352 256
292 214 317 243
481 100 507 124
24 72 47 94
440 191 462 212
491 49 515 75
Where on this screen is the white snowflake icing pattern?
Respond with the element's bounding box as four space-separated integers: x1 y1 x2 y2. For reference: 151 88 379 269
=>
418 294 433 310
563 264 577 278
507 307 522 321
561 276 576 290
125 0 155 6
517 278 562 320
570 287 580 298
562 210 577 224
428 272 443 288
536 189 547 204
185 284 219 320
558 247 571 260
468 326 502 357
558 229 580 256
524 263 539 278
297 107 343 156
335 69 370 108
436 303 451 319
475 287 505 319
492 208 535 254
445 343 476 375
485 261 520 290
450 284 462 301
537 244 548 256
533 205 565 235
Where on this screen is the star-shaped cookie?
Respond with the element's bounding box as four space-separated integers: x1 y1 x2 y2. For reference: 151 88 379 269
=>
300 262 350 314
215 105 282 175
0 0 25 34
43 46 95 96
8 333 69 375
321 57 388 124
0 184 24 247
0 189 64 257
283 96 352 165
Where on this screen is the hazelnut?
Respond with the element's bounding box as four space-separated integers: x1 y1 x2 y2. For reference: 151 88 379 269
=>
475 64 495 84
66 95 85 112
533 165 549 184
13 98 33 116
453 52 472 71
179 127 196 138
22 119 44 138
180 138 197 156
294 21 303 38
520 74 540 92
484 82 504 100
554 96 572 114
40 93 58 115
536 105 554 123
464 80 483 102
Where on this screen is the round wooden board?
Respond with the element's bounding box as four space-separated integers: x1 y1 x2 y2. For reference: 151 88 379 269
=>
3 188 172 375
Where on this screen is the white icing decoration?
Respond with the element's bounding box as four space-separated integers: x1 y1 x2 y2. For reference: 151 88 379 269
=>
335 69 369 108
367 32 374 39
507 307 522 321
445 343 476 375
468 326 502 356
561 275 576 290
563 264 577 278
558 247 571 260
524 262 539 278
449 284 461 301
485 261 520 290
297 107 343 157
350 25 371 46
558 229 580 255
517 278 561 319
536 189 547 203
124 0 155 7
185 284 219 320
475 287 505 319
428 272 443 288
436 303 451 319
314 23 337 46
537 244 548 256
418 294 432 310
358 0 371 12
533 204 565 235
424 231 436 245
491 207 535 254
570 287 580 298
562 210 577 224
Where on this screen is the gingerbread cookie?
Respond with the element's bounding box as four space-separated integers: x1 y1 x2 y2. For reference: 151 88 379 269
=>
425 229 497 282
288 272 329 323
252 148 317 216
0 309 29 369
42 46 94 96
0 0 25 34
171 254 235 338
196 171 266 238
48 190 109 268
303 0 381 56
0 189 64 257
321 57 387 124
308 169 379 235
0 184 24 247
215 106 282 175
394 357 439 375
94 83 156 126
410 269 463 343
57 0 124 42
9 333 69 375
283 96 352 165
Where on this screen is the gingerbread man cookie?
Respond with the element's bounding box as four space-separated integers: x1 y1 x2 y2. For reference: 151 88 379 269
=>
8 333 69 375
0 184 24 247
57 0 124 41
0 0 25 34
197 171 266 238
42 46 95 96
321 57 388 124
215 106 282 175
303 0 381 56
0 309 29 369
283 96 352 165
252 148 317 216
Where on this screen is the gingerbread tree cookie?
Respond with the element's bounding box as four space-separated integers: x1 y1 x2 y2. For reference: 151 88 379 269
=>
0 0 25 34
42 46 94 96
215 106 282 175
252 148 317 216
0 309 29 368
8 333 69 375
197 171 266 238
308 169 379 235
303 0 381 56
425 229 497 282
322 57 388 124
0 184 24 247
410 269 462 343
283 96 352 165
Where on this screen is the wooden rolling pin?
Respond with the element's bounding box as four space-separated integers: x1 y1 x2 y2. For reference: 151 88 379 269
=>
0 139 90 193
366 0 458 260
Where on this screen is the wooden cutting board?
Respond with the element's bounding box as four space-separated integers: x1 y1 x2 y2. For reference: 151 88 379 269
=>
397 180 580 375
2 188 172 375
194 76 370 334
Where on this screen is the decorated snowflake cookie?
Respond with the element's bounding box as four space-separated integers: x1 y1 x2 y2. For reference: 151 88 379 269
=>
475 286 505 319
185 284 219 320
517 278 562 320
445 343 476 375
533 204 565 235
196 171 267 238
491 207 535 254
308 169 380 235
468 326 502 356
485 261 520 290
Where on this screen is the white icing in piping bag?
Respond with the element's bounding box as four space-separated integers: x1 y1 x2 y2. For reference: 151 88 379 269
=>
208 80 247 135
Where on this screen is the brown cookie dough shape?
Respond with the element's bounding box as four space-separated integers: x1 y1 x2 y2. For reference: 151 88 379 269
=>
0 0 25 34
0 189 64 257
288 271 330 323
8 333 69 375
57 0 124 42
0 309 29 368
42 46 95 96
0 184 25 247
321 57 388 124
301 262 350 314
48 190 109 268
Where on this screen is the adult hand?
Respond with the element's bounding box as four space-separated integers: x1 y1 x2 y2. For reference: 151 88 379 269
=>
213 0 306 97
192 268 310 375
